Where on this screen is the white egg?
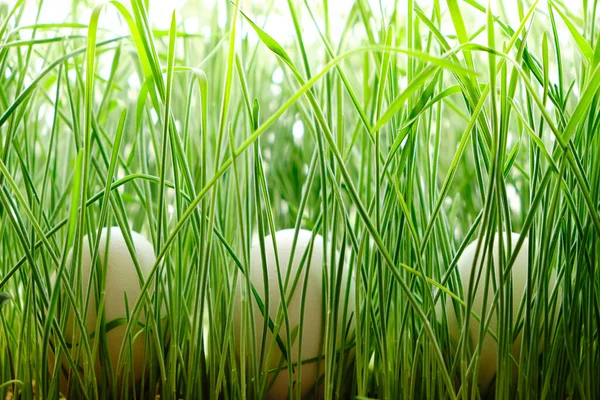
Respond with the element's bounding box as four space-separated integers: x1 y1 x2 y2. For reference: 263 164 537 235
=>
50 226 158 388
233 229 355 400
438 232 555 392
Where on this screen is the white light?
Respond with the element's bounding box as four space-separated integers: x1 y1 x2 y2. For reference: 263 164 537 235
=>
34 57 44 73
150 109 159 125
292 120 304 145
217 0 227 29
184 17 198 33
128 73 140 89
280 200 289 215
117 167 126 194
300 15 320 44
251 230 259 244
444 196 452 208
37 104 51 133
272 67 284 84
149 0 186 30
270 84 282 96
68 68 77 82
99 58 112 81
128 73 141 100
398 134 408 150
73 4 90 21
506 184 522 215
200 26 212 38
202 313 210 354
507 131 514 148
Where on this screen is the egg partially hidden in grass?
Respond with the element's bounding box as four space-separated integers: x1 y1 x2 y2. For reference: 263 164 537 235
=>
50 226 160 389
438 232 556 393
233 229 355 400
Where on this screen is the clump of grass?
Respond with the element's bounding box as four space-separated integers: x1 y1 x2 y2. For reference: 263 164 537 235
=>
0 0 599 399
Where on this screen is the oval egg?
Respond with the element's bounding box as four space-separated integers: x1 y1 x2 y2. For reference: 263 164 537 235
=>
50 226 159 391
438 232 556 393
233 229 355 400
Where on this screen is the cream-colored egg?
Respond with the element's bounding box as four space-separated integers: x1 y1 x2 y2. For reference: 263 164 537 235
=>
233 229 355 400
51 226 158 388
438 232 555 392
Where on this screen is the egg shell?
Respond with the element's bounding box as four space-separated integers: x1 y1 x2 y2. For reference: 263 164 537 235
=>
50 226 157 390
233 229 355 400
438 232 555 393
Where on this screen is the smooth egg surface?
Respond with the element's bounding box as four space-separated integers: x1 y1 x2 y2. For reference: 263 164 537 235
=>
440 232 532 392
51 226 157 388
233 229 355 400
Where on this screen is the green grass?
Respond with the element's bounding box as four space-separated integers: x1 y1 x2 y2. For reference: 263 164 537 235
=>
0 0 599 398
